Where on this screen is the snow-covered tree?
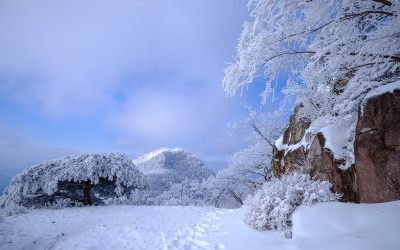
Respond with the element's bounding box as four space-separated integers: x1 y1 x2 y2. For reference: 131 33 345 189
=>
217 105 288 202
224 0 399 102
224 0 400 165
200 169 250 208
193 106 288 209
0 153 146 208
244 172 340 236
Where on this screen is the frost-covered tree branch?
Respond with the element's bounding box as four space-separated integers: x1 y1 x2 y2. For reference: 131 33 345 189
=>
224 0 399 167
224 0 400 105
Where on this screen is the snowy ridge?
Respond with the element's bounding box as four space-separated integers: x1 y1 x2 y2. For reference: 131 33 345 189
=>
132 148 171 168
133 148 189 174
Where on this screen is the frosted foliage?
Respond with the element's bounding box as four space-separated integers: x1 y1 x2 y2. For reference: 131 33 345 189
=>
225 0 400 104
124 175 247 209
244 173 340 232
204 169 254 208
0 153 145 207
224 0 400 161
221 105 288 204
154 180 209 206
230 142 272 183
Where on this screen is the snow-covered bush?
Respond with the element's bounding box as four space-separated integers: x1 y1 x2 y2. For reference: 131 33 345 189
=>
244 173 340 234
152 180 208 206
0 153 147 208
42 198 84 209
0 204 29 221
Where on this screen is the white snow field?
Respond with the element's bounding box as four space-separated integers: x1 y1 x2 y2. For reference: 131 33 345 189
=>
1 201 400 250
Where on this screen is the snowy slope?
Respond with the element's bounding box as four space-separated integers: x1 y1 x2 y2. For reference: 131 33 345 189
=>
133 148 215 195
1 201 399 250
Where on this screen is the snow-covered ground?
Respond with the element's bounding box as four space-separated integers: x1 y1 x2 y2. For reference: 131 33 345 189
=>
1 201 399 250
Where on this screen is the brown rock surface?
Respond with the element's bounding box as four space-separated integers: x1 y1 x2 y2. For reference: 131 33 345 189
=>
355 90 400 203
283 146 306 173
303 133 359 203
271 105 310 178
271 145 285 177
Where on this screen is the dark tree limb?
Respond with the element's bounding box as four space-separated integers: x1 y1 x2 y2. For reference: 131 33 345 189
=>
83 180 92 206
372 0 393 6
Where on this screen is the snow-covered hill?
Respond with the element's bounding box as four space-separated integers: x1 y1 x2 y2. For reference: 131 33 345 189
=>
1 201 399 249
133 148 215 195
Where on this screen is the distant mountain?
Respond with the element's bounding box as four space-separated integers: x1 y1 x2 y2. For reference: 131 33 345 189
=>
133 148 215 195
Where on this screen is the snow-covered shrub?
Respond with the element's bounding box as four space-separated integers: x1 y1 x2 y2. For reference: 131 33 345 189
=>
150 180 209 206
0 153 147 208
0 204 29 221
244 173 340 233
42 198 83 209
103 196 131 206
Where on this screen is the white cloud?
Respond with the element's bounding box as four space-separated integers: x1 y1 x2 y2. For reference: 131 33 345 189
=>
0 0 254 174
0 0 248 116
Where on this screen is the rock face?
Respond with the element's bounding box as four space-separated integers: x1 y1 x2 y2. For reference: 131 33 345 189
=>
133 148 215 196
303 133 359 203
272 90 400 203
354 90 400 203
271 105 310 178
272 105 358 202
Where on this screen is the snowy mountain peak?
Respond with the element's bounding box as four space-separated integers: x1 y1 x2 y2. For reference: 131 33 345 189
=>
133 148 207 175
132 148 215 194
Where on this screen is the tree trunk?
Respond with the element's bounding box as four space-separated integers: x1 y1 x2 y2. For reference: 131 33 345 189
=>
83 180 92 206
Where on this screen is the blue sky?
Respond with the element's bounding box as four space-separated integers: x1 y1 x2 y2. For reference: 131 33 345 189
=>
0 0 281 192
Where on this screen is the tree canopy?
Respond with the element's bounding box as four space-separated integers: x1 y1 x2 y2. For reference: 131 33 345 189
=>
0 153 146 208
224 0 400 167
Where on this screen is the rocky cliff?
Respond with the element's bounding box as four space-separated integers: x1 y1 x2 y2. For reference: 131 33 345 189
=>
272 88 400 203
355 90 400 203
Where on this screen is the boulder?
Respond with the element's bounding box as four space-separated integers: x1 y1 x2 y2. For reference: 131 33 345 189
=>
355 90 400 203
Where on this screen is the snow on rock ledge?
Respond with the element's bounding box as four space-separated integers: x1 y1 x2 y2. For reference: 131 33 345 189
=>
319 117 357 170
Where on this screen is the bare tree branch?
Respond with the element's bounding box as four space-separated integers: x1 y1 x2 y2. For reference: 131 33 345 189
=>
372 0 393 6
